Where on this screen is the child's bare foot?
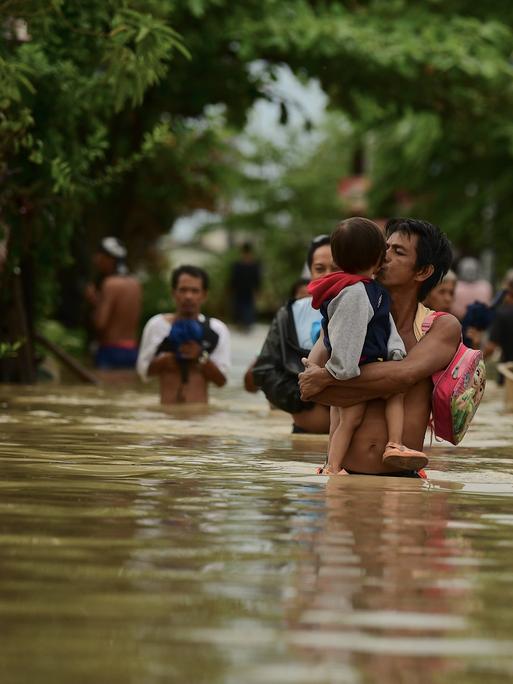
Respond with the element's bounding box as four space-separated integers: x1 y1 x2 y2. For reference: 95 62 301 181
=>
316 463 348 476
382 442 428 471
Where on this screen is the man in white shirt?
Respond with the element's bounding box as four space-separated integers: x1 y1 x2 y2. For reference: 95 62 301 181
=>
137 265 230 404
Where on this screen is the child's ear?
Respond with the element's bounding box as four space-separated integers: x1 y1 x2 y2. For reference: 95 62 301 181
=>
415 264 434 283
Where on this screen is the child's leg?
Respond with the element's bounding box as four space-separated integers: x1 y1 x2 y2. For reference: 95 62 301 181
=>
327 402 366 473
384 393 404 445
327 405 339 452
382 393 428 471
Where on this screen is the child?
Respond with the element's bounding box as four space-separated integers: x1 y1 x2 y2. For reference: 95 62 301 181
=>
308 217 428 475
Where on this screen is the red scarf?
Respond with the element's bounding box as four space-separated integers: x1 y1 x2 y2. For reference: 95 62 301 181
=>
308 271 371 310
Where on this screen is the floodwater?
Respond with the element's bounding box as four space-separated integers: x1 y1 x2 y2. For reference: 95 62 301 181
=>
2 329 513 684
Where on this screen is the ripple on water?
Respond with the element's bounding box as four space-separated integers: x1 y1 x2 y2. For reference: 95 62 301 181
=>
2 380 513 683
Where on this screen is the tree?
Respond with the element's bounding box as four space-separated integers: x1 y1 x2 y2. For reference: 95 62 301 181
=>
233 1 513 273
201 117 354 313
0 1 189 377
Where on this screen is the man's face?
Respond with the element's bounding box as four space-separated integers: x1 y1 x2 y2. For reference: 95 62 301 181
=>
310 244 338 280
173 274 207 318
378 231 420 289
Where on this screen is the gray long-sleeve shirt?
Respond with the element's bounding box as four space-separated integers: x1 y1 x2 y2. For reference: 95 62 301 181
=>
325 282 406 381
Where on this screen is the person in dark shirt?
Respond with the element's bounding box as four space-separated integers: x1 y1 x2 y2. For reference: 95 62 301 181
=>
229 242 261 330
484 274 513 384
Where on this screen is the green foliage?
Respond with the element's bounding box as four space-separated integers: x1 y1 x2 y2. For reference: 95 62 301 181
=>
0 1 188 317
38 320 86 358
140 270 172 326
201 117 353 311
232 1 513 275
0 340 22 359
4 0 513 337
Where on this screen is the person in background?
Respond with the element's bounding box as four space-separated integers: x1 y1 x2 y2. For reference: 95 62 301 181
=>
423 269 457 312
243 277 311 394
137 265 230 404
85 237 141 370
289 277 310 301
229 242 261 331
483 272 513 385
451 257 492 320
451 258 493 348
252 235 336 434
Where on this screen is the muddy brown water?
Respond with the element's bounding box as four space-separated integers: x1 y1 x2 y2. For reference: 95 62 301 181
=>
1 330 513 683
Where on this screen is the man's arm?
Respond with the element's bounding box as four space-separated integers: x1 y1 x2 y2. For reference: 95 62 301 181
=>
147 352 179 376
178 341 227 387
299 314 461 407
199 356 227 386
92 280 116 333
147 343 227 386
136 315 170 381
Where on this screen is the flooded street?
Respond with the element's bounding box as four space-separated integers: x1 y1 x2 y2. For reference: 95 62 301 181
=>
2 328 513 683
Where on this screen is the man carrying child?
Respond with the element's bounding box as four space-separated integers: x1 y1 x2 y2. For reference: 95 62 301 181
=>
308 218 428 475
299 218 460 477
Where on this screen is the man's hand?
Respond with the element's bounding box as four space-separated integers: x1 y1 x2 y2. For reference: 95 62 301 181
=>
298 358 332 400
178 340 202 360
148 352 178 375
84 283 99 306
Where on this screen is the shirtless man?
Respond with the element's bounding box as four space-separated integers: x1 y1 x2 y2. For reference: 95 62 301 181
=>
299 218 460 476
85 237 142 369
137 265 230 404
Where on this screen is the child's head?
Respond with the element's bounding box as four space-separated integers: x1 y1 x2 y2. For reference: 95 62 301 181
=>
290 277 310 300
331 217 386 274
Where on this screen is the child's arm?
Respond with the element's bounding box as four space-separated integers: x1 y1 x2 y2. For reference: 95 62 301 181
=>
325 283 374 380
387 314 406 361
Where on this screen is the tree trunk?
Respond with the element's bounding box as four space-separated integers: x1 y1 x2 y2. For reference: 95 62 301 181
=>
0 269 36 383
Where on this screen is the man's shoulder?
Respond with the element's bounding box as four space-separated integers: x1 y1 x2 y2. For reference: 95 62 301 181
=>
208 316 230 336
143 313 171 330
103 274 139 289
424 312 461 342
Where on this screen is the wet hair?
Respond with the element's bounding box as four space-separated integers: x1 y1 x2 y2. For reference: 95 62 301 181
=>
331 217 386 273
386 218 453 301
171 265 209 291
306 234 331 269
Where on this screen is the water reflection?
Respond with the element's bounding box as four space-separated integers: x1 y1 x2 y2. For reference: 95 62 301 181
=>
1 371 513 682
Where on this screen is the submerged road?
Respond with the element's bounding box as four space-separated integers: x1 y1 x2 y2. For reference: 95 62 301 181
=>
1 326 513 683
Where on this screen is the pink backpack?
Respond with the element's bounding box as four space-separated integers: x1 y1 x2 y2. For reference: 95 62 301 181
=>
422 312 486 445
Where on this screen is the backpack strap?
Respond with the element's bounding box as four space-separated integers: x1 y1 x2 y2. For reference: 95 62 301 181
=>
201 316 220 353
421 310 447 336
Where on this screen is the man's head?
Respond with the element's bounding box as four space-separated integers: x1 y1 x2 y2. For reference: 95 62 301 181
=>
171 265 209 318
331 217 386 274
306 235 338 280
94 236 127 276
238 241 256 263
381 218 453 301
457 257 481 284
